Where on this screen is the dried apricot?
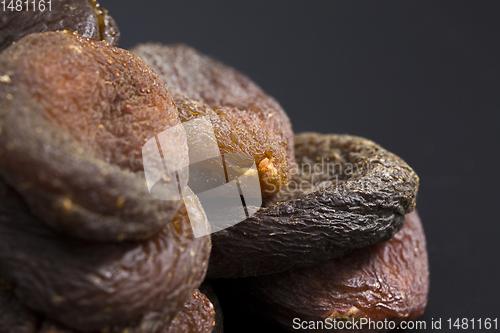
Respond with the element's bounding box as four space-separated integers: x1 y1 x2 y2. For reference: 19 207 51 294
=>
0 0 119 52
199 281 224 333
0 31 184 242
232 211 429 332
0 180 211 332
161 289 216 333
36 289 216 333
208 133 419 278
131 43 295 196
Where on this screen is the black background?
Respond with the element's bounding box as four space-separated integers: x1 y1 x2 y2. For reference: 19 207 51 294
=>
100 1 500 331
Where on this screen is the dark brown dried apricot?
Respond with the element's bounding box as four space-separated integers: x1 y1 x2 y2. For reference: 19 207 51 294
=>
161 289 216 333
0 31 184 242
0 180 211 332
199 281 224 333
207 133 419 278
131 43 295 196
233 211 429 333
0 0 120 52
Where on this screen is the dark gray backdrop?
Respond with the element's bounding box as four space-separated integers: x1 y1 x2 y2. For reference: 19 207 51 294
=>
100 1 500 331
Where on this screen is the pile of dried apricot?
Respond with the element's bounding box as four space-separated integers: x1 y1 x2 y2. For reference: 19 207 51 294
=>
0 2 428 332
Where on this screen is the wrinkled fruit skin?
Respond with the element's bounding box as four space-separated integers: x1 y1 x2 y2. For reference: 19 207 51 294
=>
0 0 120 52
161 289 216 333
0 31 185 242
232 211 429 333
207 133 419 278
131 43 295 196
0 180 211 332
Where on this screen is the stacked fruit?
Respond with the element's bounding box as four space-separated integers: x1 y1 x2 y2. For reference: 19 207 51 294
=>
0 1 428 332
